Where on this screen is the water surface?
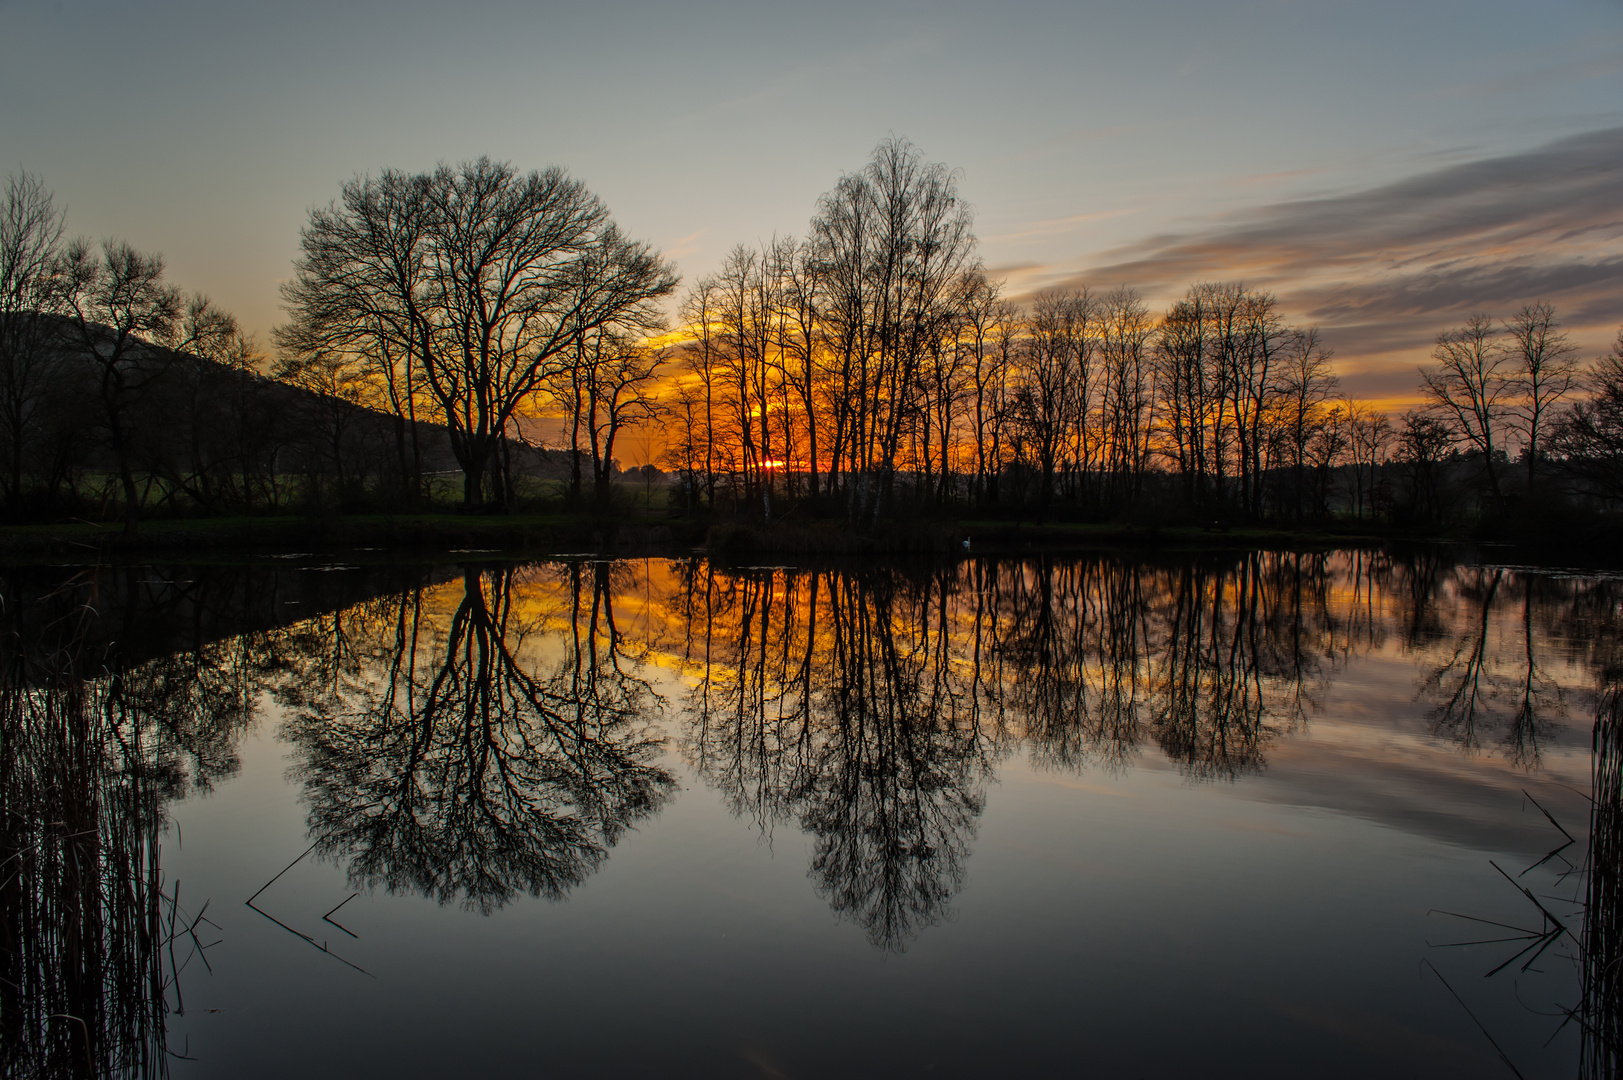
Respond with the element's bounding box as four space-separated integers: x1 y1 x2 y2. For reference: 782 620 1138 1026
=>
4 551 1619 1078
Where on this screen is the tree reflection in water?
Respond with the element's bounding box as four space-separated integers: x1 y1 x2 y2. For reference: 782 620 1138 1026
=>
676 550 1610 952
4 549 1618 1067
676 553 1365 950
281 563 675 914
1416 565 1582 765
678 564 994 952
974 552 1397 780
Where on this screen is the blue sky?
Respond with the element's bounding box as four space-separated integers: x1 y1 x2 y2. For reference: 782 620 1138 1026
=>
3 0 1620 400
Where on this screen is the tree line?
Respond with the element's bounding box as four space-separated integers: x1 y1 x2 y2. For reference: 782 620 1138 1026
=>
0 163 678 529
6 143 1623 534
0 170 475 530
0 171 286 531
665 138 1623 529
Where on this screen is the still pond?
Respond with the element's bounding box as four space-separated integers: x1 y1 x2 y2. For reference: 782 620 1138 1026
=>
3 550 1620 1078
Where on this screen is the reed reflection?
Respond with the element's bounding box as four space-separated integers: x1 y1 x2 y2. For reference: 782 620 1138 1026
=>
1580 687 1623 1077
0 579 232 1079
1428 682 1623 1076
281 564 675 913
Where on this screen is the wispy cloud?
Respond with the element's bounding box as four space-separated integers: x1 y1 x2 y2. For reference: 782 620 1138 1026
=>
985 207 1138 244
1226 166 1334 190
1039 126 1623 399
663 227 707 261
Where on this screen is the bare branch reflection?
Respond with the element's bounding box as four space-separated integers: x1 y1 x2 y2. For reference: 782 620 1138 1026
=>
1417 566 1570 763
993 553 1348 781
673 549 1608 953
283 565 674 914
679 565 996 952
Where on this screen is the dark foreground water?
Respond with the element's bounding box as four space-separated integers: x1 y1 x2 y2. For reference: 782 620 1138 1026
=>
3 550 1620 1079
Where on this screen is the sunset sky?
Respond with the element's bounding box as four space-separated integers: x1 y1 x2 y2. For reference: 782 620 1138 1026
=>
3 0 1620 405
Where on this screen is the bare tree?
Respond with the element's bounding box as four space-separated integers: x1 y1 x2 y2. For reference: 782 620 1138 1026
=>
61 240 185 534
1152 291 1210 504
1304 401 1350 518
420 166 675 510
1397 410 1454 522
547 331 668 509
1346 401 1392 521
163 296 267 511
810 137 978 523
1548 327 1623 507
661 377 707 511
1015 289 1093 516
779 238 823 498
918 270 979 504
1151 283 1253 513
677 278 723 509
1097 287 1155 508
1421 313 1511 505
1503 301 1578 488
279 159 677 512
1276 327 1338 521
710 244 778 518
1226 288 1285 518
0 171 67 509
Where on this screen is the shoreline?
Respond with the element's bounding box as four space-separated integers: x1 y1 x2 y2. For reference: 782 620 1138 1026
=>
1 511 1612 570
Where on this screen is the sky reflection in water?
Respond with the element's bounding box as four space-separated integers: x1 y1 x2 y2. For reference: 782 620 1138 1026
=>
2 551 1618 1078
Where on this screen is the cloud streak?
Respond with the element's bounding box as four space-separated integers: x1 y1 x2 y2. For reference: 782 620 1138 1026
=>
1046 127 1623 399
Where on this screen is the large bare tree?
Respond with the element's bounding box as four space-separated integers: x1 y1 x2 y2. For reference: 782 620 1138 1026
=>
810 137 978 522
279 158 677 511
